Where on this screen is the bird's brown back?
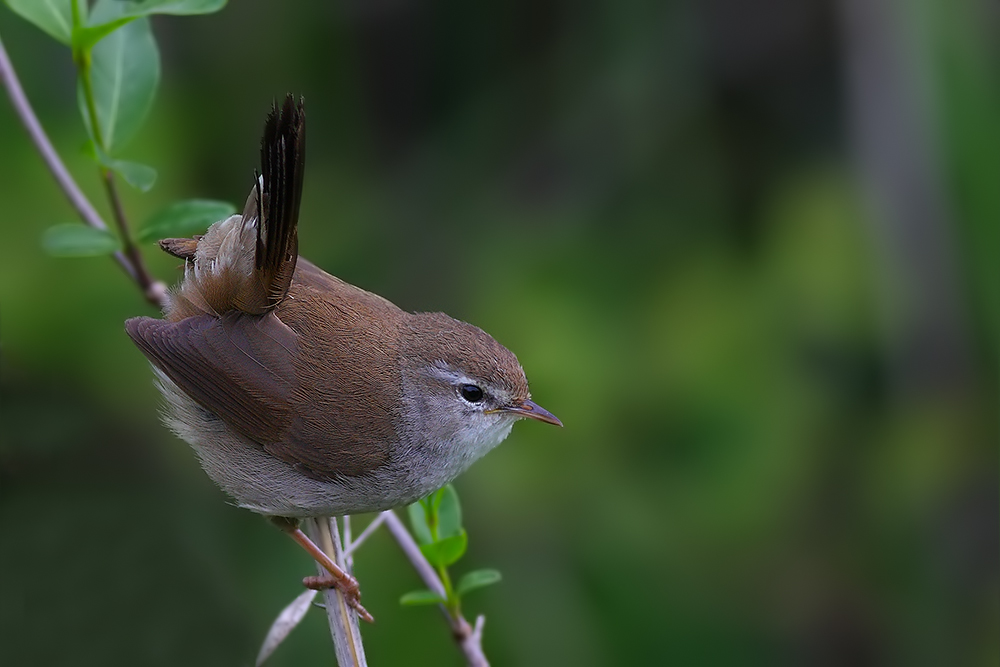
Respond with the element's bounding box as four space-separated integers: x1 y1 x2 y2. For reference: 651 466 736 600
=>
269 260 405 478
127 258 405 480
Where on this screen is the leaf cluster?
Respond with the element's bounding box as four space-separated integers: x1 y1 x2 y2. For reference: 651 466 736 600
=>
4 0 234 256
401 485 501 610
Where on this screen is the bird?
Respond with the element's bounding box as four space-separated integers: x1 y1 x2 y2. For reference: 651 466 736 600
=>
125 96 561 621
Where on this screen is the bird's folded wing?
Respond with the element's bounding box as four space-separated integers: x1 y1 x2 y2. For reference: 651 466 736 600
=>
125 312 297 446
127 310 390 481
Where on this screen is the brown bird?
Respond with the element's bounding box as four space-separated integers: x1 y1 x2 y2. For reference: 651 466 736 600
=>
125 96 560 621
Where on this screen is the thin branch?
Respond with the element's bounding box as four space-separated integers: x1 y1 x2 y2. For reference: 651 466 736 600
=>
0 30 167 309
101 168 163 302
308 517 368 667
381 511 490 667
382 511 446 597
344 513 387 558
78 43 163 308
342 515 353 571
343 515 353 545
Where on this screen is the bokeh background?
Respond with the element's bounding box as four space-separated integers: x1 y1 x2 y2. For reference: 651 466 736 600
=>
1 1 997 665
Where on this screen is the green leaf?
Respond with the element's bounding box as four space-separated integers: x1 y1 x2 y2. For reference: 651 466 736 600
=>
436 484 463 539
73 17 137 52
108 158 157 192
137 199 235 242
419 529 467 567
399 590 446 607
77 1 160 153
456 569 502 598
119 0 228 16
42 224 121 257
73 0 227 51
4 0 74 44
407 501 433 546
84 141 157 192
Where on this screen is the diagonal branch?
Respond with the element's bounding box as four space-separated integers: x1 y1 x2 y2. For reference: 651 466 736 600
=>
344 512 387 558
382 511 489 667
0 30 167 309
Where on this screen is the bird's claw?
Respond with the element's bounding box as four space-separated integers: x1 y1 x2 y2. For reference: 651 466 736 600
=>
303 574 373 622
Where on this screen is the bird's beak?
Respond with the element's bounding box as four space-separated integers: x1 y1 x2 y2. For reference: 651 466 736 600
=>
503 399 563 427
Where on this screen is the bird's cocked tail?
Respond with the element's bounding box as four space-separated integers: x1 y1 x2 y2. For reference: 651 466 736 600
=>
161 95 306 321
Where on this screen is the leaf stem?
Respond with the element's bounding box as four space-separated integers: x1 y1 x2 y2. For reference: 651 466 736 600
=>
70 0 85 40
438 564 462 618
382 511 489 667
0 29 166 307
77 59 105 148
77 33 163 306
101 168 161 300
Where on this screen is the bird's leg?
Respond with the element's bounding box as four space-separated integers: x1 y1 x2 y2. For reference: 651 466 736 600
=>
270 516 374 623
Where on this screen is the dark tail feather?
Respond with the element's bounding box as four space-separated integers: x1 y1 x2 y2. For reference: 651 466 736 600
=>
257 95 305 310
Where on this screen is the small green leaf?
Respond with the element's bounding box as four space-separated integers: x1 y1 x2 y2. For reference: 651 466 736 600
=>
83 141 157 191
429 487 445 511
73 17 137 52
407 501 433 546
436 484 462 539
105 0 227 18
137 199 236 242
419 529 467 567
73 0 228 51
108 158 157 192
77 1 160 153
456 569 502 598
399 590 446 607
42 224 121 257
4 0 74 44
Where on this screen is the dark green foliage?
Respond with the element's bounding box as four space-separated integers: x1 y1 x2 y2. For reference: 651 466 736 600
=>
1 1 995 665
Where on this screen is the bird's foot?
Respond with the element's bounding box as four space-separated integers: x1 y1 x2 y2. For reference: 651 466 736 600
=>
273 518 375 623
303 573 373 622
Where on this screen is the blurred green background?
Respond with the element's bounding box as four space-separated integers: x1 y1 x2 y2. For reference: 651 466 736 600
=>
1 1 997 665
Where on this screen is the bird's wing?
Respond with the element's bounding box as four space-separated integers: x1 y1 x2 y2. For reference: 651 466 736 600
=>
126 312 297 446
126 307 392 481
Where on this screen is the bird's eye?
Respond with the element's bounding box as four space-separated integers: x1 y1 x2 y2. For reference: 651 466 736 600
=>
459 384 484 403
